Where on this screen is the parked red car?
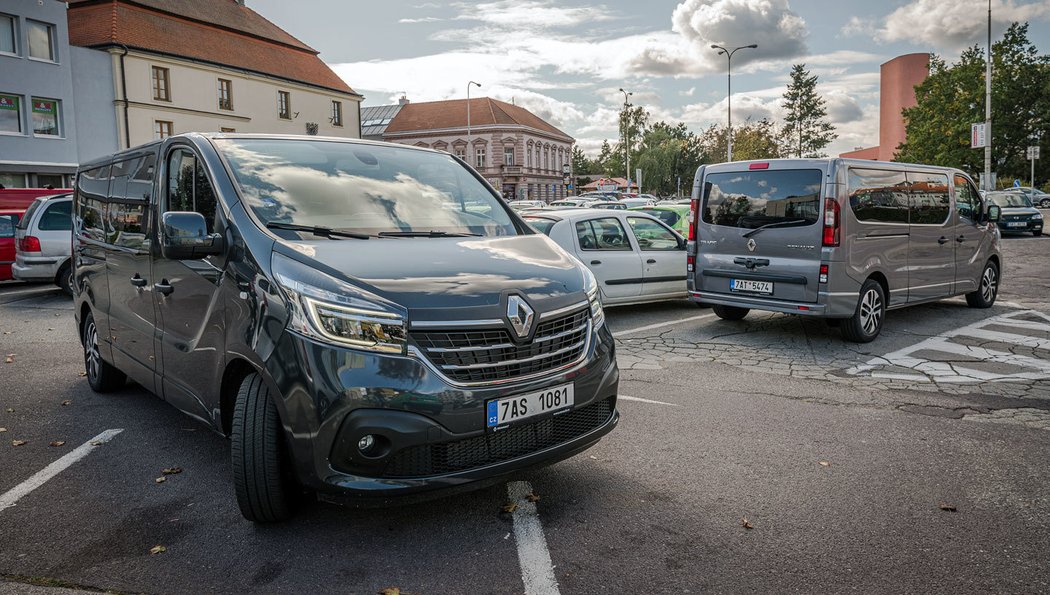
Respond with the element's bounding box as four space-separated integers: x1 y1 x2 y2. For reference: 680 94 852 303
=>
0 188 73 211
0 209 22 281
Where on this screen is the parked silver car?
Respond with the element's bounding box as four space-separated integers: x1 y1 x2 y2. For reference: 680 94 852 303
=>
688 159 1003 342
13 193 73 293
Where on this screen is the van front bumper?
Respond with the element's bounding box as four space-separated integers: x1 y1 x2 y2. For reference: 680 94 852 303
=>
690 290 858 318
266 320 619 499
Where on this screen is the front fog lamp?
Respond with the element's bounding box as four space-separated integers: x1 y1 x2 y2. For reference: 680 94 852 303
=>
358 434 375 453
588 289 605 329
306 298 406 354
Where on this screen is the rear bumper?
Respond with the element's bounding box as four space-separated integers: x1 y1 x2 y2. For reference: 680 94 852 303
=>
11 256 62 281
690 289 857 318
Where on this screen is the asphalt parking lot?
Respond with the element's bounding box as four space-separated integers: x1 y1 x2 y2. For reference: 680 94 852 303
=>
1 235 1049 594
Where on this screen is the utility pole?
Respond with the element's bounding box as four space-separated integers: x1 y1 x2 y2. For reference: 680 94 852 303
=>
984 0 992 190
618 88 632 192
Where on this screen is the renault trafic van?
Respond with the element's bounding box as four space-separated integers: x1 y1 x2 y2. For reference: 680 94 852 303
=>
73 134 619 522
687 159 1003 342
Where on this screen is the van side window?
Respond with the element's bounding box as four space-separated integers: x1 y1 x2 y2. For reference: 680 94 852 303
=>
848 169 908 223
954 174 979 221
76 166 111 240
128 152 156 201
167 149 217 233
906 172 950 225
576 218 631 251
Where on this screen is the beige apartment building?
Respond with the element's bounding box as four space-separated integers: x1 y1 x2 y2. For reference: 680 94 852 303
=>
383 97 574 201
67 0 361 149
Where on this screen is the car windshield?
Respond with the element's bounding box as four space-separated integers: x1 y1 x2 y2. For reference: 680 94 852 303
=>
702 169 822 230
214 138 517 237
989 193 1033 208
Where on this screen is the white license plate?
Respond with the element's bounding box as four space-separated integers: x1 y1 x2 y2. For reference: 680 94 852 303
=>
730 279 773 294
487 383 574 429
1006 221 1027 227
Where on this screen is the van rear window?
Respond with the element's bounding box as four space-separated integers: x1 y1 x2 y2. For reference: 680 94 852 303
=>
701 169 822 230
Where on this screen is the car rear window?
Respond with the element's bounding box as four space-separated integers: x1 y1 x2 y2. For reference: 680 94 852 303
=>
525 217 556 235
636 208 680 228
38 200 72 231
701 169 822 230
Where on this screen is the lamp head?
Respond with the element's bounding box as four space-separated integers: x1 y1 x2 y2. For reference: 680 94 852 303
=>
746 44 758 49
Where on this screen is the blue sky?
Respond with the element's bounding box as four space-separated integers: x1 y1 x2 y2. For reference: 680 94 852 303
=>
250 0 1050 156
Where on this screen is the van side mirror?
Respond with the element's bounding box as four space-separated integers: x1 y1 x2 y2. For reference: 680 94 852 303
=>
986 204 1001 223
161 211 224 260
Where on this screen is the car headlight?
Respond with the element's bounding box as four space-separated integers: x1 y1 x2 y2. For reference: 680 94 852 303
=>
271 252 407 354
1032 213 1043 220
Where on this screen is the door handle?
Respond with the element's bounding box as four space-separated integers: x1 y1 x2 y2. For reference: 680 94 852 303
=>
590 260 601 265
956 235 965 243
937 236 949 244
154 280 174 296
646 258 657 264
129 275 147 287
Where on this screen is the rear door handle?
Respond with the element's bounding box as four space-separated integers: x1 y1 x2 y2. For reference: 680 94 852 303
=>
956 235 965 243
590 260 601 265
937 236 949 244
154 280 174 296
646 258 657 264
129 275 147 287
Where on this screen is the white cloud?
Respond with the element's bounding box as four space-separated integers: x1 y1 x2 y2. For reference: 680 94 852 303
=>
839 16 876 38
671 0 808 66
876 0 1050 48
452 0 618 29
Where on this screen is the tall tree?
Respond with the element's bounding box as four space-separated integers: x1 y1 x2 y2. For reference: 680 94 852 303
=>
780 63 836 158
699 118 782 163
633 121 705 195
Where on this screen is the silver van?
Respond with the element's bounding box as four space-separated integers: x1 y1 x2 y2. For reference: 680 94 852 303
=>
687 159 1003 342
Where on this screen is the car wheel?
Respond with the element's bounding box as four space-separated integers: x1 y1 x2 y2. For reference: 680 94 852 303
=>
1034 230 1042 237
966 260 999 308
56 262 73 296
712 304 749 320
1040 198 1050 208
82 312 126 392
841 279 885 343
232 372 298 523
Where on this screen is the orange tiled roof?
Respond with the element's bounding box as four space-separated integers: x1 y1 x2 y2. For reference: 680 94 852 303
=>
385 98 572 140
67 0 356 95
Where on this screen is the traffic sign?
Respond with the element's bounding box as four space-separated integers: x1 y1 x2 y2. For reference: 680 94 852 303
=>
971 123 986 148
1028 146 1040 160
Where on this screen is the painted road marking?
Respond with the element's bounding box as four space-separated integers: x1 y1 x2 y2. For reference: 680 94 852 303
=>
613 313 716 338
847 310 1050 383
619 395 680 406
0 429 123 513
507 480 560 595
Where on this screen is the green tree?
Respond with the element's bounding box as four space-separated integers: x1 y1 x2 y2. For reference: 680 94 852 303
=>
699 118 782 163
897 22 1050 185
780 63 836 157
634 121 705 195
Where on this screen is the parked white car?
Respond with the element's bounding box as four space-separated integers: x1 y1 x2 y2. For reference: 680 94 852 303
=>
618 197 656 208
507 200 546 211
523 209 688 306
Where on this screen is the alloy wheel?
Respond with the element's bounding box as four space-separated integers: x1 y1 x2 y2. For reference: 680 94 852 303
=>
85 321 101 382
981 266 997 303
859 288 883 335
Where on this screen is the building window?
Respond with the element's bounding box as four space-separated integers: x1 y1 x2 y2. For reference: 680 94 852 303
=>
218 78 232 110
543 148 549 171
0 14 16 55
0 94 21 134
535 148 540 170
277 91 291 119
331 101 343 127
504 146 515 166
475 147 486 168
526 146 532 168
152 66 170 101
454 148 466 160
154 120 173 139
31 97 59 136
0 173 26 188
220 127 236 133
26 20 54 61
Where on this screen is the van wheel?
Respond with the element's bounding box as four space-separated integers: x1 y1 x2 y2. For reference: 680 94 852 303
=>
842 280 884 343
966 261 998 308
712 304 749 320
56 262 72 296
82 312 126 392
232 372 298 523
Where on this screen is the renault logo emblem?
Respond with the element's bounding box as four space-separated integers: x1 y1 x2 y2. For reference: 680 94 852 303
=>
507 295 534 339
746 238 757 252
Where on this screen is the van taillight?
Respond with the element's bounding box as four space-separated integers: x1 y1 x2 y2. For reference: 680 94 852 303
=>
819 264 829 284
688 198 699 241
822 198 840 247
687 254 695 273
19 236 41 253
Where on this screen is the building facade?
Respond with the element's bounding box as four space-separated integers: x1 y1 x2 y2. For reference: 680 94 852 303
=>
841 53 931 161
383 97 574 202
66 0 363 149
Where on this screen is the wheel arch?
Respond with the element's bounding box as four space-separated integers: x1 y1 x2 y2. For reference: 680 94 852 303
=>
219 357 260 437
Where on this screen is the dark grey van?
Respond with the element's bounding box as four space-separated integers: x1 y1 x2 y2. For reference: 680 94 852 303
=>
687 159 1003 342
73 133 618 522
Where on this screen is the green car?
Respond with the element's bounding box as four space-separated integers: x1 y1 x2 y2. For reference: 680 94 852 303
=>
628 204 691 236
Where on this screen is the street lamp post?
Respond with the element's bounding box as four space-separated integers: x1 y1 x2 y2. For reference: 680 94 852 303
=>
466 80 481 167
711 43 757 163
984 0 992 191
618 87 632 192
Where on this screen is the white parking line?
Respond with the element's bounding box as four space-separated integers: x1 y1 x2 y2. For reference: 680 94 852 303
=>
612 313 715 338
619 395 680 406
0 286 60 298
0 429 123 513
507 480 560 595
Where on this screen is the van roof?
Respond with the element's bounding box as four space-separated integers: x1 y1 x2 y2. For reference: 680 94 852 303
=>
705 157 963 176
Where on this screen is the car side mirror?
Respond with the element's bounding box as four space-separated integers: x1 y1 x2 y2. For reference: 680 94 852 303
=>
161 211 223 260
677 236 687 250
986 204 1001 223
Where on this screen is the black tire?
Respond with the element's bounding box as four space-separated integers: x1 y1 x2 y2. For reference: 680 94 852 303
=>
82 312 126 392
1040 198 1050 208
1034 230 1043 237
841 279 885 343
712 304 749 320
966 260 999 308
232 372 298 523
825 318 842 328
56 262 72 296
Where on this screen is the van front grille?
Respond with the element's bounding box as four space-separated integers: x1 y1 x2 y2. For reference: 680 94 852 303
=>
382 397 614 477
411 308 590 384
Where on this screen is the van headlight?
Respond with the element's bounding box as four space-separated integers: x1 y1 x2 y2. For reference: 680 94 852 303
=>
583 269 605 329
272 253 407 354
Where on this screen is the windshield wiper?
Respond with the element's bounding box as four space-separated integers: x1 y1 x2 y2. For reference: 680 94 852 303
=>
377 230 481 238
266 222 371 240
742 219 809 238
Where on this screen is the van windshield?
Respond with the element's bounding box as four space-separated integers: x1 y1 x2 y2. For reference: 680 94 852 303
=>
701 169 822 230
213 138 517 237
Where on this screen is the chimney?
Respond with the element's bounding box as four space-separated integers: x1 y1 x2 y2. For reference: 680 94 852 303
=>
398 95 410 106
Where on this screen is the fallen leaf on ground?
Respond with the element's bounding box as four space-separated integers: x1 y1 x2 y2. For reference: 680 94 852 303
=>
0 427 6 432
89 440 102 446
77 372 87 377
589 455 598 460
819 461 831 467
501 502 518 514
61 400 72 406
49 441 65 447
5 408 13 413
149 545 166 555
740 516 754 529
47 328 54 331
155 476 166 484
378 588 401 595
939 502 958 512
11 440 27 446
162 466 183 475
526 492 541 503
3 356 13 364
